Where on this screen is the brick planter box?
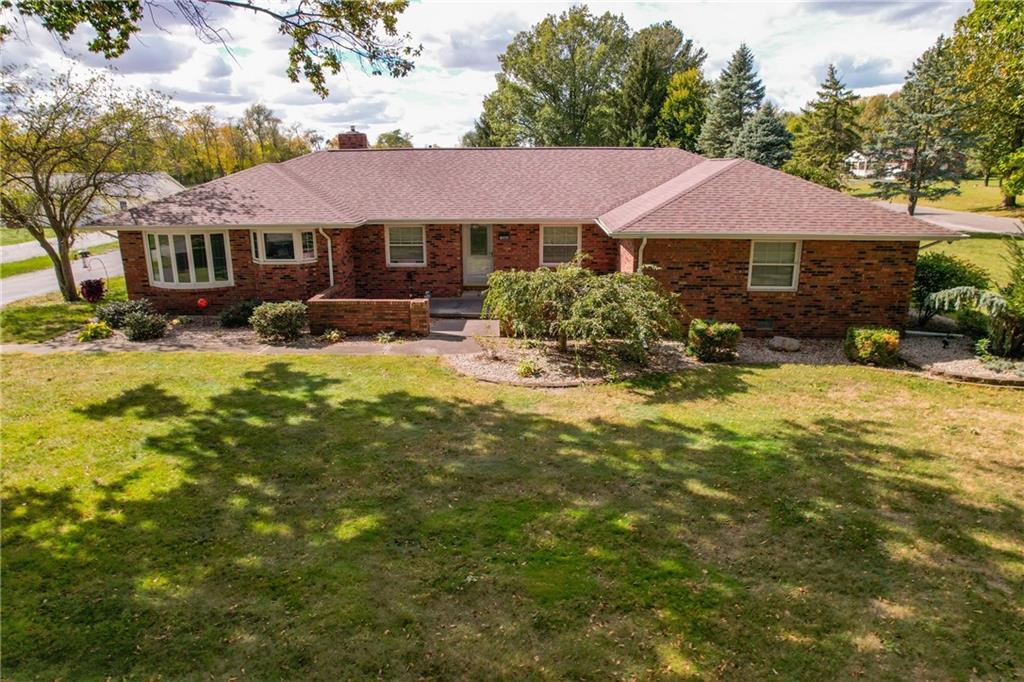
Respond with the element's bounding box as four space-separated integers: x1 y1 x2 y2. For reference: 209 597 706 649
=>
307 288 430 336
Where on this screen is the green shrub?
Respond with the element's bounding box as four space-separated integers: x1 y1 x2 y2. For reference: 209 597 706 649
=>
482 257 681 362
952 307 989 337
122 311 167 341
913 252 990 324
316 328 345 344
95 299 155 329
844 327 901 366
77 321 112 342
516 358 541 378
686 319 742 362
250 301 307 342
375 330 397 344
219 298 262 328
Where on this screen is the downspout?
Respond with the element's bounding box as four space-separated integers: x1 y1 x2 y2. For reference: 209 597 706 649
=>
318 228 334 288
636 238 648 271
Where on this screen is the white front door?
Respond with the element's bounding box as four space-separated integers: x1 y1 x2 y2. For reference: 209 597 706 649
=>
463 224 493 285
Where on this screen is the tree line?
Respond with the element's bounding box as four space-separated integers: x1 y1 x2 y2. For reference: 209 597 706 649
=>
461 2 1022 213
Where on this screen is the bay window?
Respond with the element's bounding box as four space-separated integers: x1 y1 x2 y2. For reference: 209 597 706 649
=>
748 240 801 291
145 232 231 288
250 230 317 263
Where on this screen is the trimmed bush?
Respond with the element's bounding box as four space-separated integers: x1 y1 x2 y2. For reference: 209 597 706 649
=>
122 311 167 342
687 319 742 362
844 327 900 366
250 301 307 342
913 252 990 324
95 299 155 328
79 278 106 303
219 298 263 328
77 321 113 342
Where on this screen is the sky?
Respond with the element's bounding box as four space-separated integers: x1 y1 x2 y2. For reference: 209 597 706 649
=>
4 0 972 147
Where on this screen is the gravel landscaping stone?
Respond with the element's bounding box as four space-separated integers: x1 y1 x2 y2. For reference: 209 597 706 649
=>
900 335 1024 386
768 336 801 352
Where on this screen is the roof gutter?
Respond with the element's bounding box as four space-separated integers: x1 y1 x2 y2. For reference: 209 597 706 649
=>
318 228 334 288
611 231 968 241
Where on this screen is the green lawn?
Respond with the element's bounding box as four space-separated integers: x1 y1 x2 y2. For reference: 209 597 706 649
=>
0 227 55 246
926 234 1014 289
848 179 1024 219
2 354 1021 679
0 276 125 343
0 241 120 279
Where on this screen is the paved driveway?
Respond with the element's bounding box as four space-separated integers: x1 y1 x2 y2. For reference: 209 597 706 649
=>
1 248 123 306
873 202 1021 235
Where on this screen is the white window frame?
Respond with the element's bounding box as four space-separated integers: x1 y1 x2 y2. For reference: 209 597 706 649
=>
250 229 317 264
747 239 801 292
385 225 427 267
539 224 582 267
144 231 234 289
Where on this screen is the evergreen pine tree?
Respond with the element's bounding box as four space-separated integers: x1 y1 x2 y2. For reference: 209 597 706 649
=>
785 65 861 188
871 37 970 215
729 103 793 168
698 44 765 156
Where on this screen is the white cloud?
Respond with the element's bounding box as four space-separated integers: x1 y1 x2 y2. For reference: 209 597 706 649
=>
6 0 971 146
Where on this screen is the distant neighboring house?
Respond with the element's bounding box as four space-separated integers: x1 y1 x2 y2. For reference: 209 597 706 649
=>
2 172 184 230
847 151 872 178
76 172 185 225
89 129 959 338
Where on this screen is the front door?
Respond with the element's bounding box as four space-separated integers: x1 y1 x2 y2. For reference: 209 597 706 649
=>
463 224 493 285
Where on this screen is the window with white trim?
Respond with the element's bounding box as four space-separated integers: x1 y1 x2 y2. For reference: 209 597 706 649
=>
541 225 580 265
387 225 426 266
748 240 800 291
145 232 231 288
250 230 317 263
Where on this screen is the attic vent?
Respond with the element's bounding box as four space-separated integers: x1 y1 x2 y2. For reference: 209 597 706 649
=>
755 320 774 331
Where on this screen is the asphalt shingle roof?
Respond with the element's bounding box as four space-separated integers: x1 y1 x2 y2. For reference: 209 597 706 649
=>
92 148 959 239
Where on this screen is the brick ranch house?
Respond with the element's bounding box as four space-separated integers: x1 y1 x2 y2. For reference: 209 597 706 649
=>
90 129 961 337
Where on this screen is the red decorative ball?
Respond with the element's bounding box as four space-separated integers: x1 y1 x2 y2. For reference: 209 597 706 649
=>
197 298 209 309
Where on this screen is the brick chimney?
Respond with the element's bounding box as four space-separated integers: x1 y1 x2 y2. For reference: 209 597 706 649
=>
335 126 369 149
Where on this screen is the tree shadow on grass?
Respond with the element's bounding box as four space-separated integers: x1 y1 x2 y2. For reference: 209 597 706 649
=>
3 361 1022 678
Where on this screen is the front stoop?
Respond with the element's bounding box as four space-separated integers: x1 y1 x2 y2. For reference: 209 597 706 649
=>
431 292 484 319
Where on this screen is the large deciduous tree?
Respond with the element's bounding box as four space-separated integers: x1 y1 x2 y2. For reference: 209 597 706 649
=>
870 37 970 216
1 69 170 301
614 22 705 146
478 6 630 146
729 103 792 169
951 0 1023 207
1 0 420 98
656 68 711 151
373 129 413 148
783 65 860 189
698 44 765 157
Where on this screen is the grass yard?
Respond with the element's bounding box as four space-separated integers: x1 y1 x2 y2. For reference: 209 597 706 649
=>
848 179 1024 219
0 241 120 279
925 233 1014 289
2 353 1022 679
0 276 126 344
0 228 55 246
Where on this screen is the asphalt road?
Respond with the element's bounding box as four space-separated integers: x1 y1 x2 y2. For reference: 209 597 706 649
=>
1 248 124 306
873 202 1022 235
1 232 118 264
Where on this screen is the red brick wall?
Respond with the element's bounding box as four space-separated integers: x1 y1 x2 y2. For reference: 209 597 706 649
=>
618 239 639 274
641 239 919 337
491 224 617 273
308 290 430 336
120 229 354 313
353 224 462 298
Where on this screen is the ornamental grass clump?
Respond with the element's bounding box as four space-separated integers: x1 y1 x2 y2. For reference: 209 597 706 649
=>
482 256 680 363
844 327 901 366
